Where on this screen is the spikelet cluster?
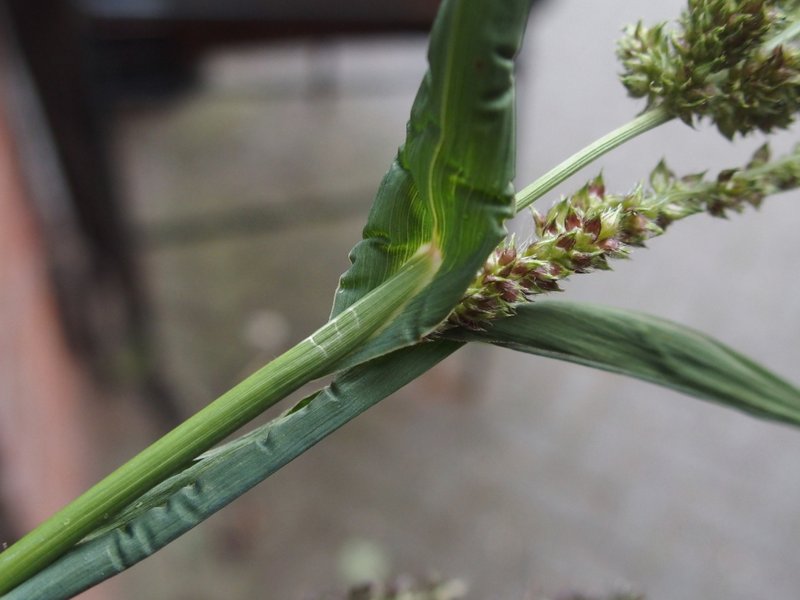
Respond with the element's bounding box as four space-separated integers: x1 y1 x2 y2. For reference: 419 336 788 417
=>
617 0 800 138
445 144 800 330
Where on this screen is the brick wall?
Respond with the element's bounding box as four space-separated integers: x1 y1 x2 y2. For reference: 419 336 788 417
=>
0 78 107 599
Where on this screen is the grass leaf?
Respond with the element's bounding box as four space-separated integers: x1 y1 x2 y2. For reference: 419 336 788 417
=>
446 301 800 426
331 0 533 368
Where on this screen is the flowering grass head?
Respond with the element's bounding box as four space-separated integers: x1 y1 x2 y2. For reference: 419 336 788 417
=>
617 0 800 137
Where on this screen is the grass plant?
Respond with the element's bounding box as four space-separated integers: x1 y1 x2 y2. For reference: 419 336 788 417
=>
2 1 800 597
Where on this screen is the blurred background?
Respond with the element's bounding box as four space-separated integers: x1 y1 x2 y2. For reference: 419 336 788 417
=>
1 1 800 598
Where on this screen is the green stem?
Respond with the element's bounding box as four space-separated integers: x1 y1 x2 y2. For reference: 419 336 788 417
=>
513 8 800 214
514 106 672 212
0 246 440 595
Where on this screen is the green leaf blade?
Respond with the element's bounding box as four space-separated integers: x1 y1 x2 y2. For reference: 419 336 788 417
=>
447 301 800 426
331 0 534 366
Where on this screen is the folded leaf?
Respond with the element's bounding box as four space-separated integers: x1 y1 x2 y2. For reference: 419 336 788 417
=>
331 0 534 368
446 301 800 426
5 341 461 599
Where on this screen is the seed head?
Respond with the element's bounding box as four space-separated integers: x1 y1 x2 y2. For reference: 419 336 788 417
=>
440 143 800 332
617 0 800 138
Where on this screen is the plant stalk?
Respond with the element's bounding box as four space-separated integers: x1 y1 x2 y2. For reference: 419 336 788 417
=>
514 106 672 211
0 246 440 596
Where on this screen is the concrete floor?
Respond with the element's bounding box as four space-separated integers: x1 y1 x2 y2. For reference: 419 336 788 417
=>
102 1 800 598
